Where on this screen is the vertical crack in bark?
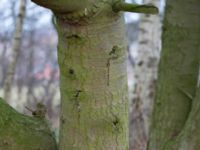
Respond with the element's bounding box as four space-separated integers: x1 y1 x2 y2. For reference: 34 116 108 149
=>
112 116 120 150
74 90 82 123
108 91 122 149
106 45 120 86
107 58 111 86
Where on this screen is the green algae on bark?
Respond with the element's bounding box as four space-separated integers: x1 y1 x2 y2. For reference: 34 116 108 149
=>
148 0 200 149
0 98 57 150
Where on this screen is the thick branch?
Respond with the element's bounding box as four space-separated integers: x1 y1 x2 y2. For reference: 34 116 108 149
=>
31 0 89 13
112 1 159 14
0 98 57 150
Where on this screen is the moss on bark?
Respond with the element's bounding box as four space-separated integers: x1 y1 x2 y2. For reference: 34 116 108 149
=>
148 0 200 149
0 98 57 150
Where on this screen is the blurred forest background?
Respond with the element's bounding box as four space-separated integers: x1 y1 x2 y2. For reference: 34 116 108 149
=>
0 0 165 149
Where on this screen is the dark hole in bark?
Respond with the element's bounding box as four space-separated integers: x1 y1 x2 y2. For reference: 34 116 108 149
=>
69 68 74 75
109 45 118 55
113 118 119 126
112 117 121 133
74 90 82 98
138 61 144 66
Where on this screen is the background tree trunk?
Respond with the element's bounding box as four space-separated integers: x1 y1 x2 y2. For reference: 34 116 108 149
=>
129 0 161 149
4 0 27 102
148 0 200 149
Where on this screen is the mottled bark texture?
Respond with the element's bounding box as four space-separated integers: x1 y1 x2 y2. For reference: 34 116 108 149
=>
4 0 26 102
129 0 161 149
148 0 200 149
32 0 129 149
56 11 129 150
0 98 57 150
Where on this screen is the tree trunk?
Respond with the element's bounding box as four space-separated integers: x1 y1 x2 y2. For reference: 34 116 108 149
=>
4 0 27 102
32 0 129 149
55 6 129 150
57 17 129 150
130 0 161 149
148 0 200 149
